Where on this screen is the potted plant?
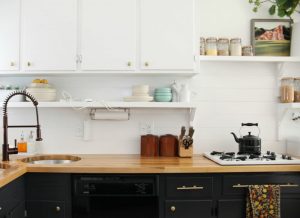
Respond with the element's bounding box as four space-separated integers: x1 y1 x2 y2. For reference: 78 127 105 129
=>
248 0 300 22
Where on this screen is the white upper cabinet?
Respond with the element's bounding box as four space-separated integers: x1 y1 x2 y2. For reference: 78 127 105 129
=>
0 0 20 71
81 0 137 71
22 0 77 71
140 0 195 70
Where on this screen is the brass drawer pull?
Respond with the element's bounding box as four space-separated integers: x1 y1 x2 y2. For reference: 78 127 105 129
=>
170 206 176 212
177 185 204 190
56 206 61 212
233 183 299 188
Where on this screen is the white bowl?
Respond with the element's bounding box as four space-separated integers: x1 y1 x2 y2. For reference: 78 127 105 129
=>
26 88 57 102
132 85 149 94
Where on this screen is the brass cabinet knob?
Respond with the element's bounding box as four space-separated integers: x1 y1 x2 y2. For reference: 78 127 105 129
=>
144 62 149 67
127 62 132 67
10 62 15 67
27 62 31 67
55 206 61 212
170 206 176 212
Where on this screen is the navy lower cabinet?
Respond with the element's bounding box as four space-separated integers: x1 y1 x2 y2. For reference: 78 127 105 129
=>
162 173 300 218
1 172 299 218
165 200 213 218
216 173 300 218
0 176 25 218
25 173 71 218
162 175 214 218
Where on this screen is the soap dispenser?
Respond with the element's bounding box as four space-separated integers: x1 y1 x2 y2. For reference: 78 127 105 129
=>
17 131 27 153
27 131 36 154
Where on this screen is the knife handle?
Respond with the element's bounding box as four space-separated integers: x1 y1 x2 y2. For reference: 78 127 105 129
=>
180 126 186 139
188 127 195 137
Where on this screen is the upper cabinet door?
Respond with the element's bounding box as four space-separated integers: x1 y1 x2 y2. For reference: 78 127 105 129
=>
0 0 20 71
140 0 195 70
22 0 77 71
81 0 136 71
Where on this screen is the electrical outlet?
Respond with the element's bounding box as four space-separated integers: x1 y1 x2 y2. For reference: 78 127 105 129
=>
139 121 154 135
75 124 84 137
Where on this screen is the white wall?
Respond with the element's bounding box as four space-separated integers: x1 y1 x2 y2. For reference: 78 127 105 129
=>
2 0 300 154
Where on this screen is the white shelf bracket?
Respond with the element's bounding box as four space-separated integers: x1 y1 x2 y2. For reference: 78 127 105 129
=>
276 62 285 78
277 106 289 141
188 108 196 126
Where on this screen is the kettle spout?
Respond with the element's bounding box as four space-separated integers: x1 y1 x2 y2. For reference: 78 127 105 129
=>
231 132 240 143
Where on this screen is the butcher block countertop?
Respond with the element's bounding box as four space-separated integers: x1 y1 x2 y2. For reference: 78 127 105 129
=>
0 154 300 188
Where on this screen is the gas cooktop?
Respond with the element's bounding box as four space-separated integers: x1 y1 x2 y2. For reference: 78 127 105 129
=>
204 151 300 166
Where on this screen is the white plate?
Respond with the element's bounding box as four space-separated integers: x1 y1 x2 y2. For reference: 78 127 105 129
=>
123 96 153 102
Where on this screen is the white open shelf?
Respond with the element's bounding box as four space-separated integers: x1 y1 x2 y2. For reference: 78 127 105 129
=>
198 56 300 63
0 71 198 77
279 103 300 109
1 101 198 109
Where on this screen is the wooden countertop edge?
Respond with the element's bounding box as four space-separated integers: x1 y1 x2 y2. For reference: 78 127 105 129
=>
0 154 299 188
0 166 26 188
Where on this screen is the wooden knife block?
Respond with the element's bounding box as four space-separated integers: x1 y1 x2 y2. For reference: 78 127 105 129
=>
178 138 193 158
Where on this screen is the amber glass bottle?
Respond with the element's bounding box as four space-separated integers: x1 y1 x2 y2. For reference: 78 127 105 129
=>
18 132 27 153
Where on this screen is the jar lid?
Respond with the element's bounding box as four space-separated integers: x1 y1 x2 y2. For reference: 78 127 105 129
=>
230 38 241 43
218 38 229 41
206 37 217 42
281 77 294 80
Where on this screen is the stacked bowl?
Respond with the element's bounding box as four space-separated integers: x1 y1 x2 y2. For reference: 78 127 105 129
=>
124 85 153 102
26 79 57 102
154 88 172 102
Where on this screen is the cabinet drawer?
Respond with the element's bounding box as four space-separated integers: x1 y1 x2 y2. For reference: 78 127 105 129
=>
217 199 245 218
165 200 213 218
222 174 300 196
26 174 70 201
26 201 65 218
166 177 213 198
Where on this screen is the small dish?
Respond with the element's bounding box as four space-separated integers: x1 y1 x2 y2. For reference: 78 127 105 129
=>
124 96 153 102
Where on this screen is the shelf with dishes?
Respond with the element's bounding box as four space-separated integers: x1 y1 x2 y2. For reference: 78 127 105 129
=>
0 101 198 109
198 55 300 63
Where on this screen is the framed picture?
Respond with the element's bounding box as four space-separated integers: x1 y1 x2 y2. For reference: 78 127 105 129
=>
251 19 292 56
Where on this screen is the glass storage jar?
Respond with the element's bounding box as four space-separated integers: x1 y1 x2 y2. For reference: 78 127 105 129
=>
230 38 242 56
205 37 217 56
280 77 294 103
200 37 205 55
217 38 229 56
294 78 300 102
242 46 253 56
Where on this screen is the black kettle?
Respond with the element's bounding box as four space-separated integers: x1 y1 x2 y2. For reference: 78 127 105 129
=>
231 123 261 155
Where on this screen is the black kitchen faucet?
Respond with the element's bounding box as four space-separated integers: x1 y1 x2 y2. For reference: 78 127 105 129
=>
2 90 42 161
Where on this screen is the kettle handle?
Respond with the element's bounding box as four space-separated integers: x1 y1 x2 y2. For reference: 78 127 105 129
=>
242 123 258 126
239 123 260 137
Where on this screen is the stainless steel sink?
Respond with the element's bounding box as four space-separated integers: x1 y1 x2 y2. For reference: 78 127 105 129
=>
20 155 81 164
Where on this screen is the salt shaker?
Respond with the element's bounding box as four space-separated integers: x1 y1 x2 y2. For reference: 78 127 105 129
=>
171 81 180 102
